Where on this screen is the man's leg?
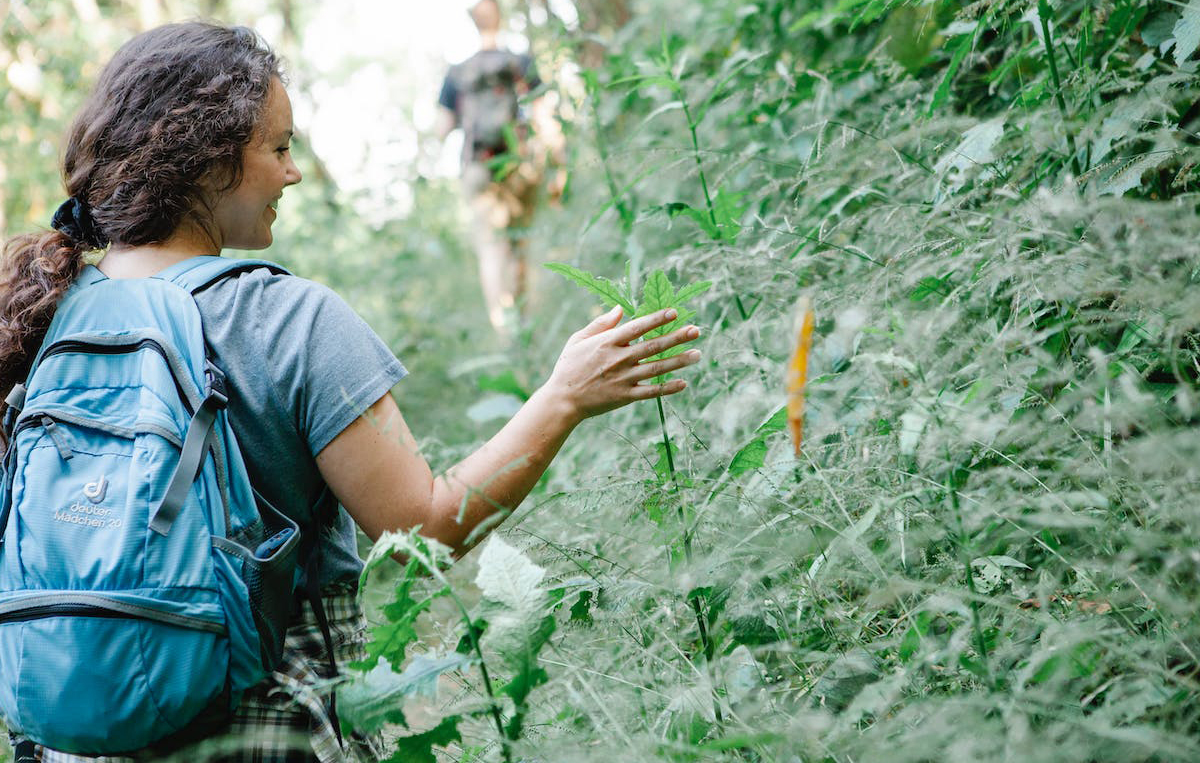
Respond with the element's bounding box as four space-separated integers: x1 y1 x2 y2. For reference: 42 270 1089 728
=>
464 163 521 335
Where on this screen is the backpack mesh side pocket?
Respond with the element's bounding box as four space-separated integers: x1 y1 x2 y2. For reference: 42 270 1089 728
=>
240 499 301 671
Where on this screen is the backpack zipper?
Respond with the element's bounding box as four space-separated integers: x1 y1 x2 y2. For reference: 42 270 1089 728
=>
39 416 74 460
10 413 183 450
0 593 225 634
40 338 195 416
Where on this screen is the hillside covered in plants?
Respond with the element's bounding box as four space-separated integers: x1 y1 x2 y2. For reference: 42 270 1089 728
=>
3 0 1199 761
356 2 1200 761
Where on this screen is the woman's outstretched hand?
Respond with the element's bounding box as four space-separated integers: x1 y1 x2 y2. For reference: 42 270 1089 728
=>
542 306 702 422
322 305 702 552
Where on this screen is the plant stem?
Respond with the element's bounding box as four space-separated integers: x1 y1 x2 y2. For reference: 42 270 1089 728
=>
655 396 721 720
1038 5 1083 176
947 470 996 692
588 83 634 232
427 565 515 761
678 94 718 230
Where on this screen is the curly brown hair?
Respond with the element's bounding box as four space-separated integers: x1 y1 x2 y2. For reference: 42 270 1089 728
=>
0 22 280 400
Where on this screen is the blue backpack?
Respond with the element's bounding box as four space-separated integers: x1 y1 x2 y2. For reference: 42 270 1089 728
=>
0 256 318 755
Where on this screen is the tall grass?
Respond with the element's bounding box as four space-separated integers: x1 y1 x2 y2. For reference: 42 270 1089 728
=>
3 1 1198 761
364 1 1200 761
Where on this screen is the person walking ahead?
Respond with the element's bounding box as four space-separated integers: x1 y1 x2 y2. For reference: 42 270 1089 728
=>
0 21 699 762
437 0 560 336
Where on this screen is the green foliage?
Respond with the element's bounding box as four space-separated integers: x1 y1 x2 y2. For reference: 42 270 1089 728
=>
8 0 1200 761
339 654 473 734
473 536 558 736
545 263 711 364
727 406 786 478
542 262 636 313
500 0 1200 760
344 531 559 759
385 715 463 763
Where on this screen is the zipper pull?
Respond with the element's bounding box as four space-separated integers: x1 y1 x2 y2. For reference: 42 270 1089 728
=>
40 417 73 461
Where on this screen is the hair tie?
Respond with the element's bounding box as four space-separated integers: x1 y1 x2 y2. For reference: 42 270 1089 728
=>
51 197 109 250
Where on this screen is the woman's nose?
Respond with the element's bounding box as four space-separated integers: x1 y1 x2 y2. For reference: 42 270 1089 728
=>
285 156 302 186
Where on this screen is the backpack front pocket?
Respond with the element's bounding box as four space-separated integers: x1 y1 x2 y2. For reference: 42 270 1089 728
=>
0 594 226 755
6 415 216 595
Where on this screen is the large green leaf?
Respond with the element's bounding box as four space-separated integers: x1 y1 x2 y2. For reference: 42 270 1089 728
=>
358 561 444 669
544 262 636 314
727 407 787 477
473 537 557 736
639 270 676 315
339 654 474 734
710 188 747 242
385 715 463 763
1174 0 1200 64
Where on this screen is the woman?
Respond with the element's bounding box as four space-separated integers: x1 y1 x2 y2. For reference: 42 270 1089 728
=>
0 22 700 763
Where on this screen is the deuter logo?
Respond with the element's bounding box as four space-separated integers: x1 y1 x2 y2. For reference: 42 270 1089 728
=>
82 475 108 504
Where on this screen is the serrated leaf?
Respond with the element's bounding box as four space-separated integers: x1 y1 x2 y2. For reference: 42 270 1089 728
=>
682 207 720 239
475 537 556 670
497 616 555 707
339 654 473 734
639 270 676 314
675 280 713 305
385 715 463 763
658 202 720 238
633 272 707 368
728 437 768 478
1174 0 1200 65
636 271 679 319
360 529 455 587
473 537 557 725
711 189 747 242
475 536 546 612
544 262 636 313
359 564 443 668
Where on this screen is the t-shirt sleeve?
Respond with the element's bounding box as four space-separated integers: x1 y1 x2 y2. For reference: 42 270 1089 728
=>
438 69 458 115
255 275 408 457
519 54 542 92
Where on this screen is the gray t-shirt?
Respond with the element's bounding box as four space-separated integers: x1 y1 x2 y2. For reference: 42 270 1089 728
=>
193 267 407 584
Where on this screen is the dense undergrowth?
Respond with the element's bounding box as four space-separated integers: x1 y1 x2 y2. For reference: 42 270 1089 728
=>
345 1 1200 761
4 0 1200 761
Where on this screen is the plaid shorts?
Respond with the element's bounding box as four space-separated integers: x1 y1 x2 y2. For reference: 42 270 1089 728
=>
38 583 385 763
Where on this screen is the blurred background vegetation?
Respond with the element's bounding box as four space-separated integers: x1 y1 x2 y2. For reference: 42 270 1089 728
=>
4 0 1200 761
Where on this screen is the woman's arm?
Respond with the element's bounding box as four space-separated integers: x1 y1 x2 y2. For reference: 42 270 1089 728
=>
316 306 701 554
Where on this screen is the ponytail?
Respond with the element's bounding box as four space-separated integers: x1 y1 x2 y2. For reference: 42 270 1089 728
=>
0 230 87 399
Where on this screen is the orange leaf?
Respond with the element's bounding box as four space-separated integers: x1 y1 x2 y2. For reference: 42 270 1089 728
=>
786 296 814 456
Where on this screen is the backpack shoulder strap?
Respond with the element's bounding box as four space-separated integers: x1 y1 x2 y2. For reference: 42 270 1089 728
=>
154 256 291 295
